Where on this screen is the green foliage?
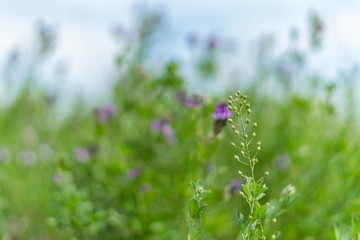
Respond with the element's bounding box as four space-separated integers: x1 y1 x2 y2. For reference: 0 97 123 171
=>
0 8 359 240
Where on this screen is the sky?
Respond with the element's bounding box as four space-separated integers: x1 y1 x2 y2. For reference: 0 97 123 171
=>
1 0 360 107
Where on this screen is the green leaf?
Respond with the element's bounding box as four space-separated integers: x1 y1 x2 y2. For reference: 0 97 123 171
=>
334 221 341 240
353 216 360 238
188 199 200 219
342 226 352 240
255 204 267 219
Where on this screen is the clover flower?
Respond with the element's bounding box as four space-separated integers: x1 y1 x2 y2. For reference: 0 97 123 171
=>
74 147 90 163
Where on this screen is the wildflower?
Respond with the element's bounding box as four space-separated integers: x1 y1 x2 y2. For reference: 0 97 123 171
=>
229 179 243 195
95 103 117 124
53 173 62 185
152 119 162 132
212 102 232 135
20 150 37 166
161 123 177 145
152 119 177 145
186 93 203 109
274 153 291 173
127 168 142 179
39 144 53 161
140 183 152 193
176 91 203 109
74 147 90 163
176 91 187 105
212 102 232 120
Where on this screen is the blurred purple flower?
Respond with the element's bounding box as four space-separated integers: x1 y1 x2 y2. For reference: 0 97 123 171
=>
274 153 291 173
186 93 203 109
186 33 198 47
53 173 63 185
39 144 53 161
229 179 243 194
20 150 37 166
176 91 187 105
127 168 142 179
95 103 117 124
207 164 215 173
74 147 90 163
176 91 203 109
140 183 152 193
152 119 162 131
152 119 177 145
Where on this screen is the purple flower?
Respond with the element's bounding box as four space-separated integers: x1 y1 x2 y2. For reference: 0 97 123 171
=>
151 119 177 145
127 168 142 179
53 173 63 185
39 144 53 161
152 120 162 132
95 103 117 124
274 153 291 173
212 102 232 120
229 179 243 194
20 150 37 166
212 102 232 135
186 93 203 109
177 91 203 109
176 91 187 105
74 147 90 163
140 183 152 193
186 33 198 47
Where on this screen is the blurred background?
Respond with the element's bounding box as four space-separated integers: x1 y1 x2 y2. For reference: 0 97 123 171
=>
0 1 360 239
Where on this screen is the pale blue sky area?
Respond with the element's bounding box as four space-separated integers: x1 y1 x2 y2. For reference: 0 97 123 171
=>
1 0 360 107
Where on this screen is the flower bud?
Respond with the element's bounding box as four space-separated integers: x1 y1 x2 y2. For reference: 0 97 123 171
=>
234 155 240 162
253 123 257 128
245 118 250 124
230 142 236 147
257 146 261 151
240 142 245 148
265 171 269 176
235 130 240 135
271 235 276 240
272 218 277 223
240 191 246 198
247 109 251 114
266 202 270 207
246 103 250 109
228 96 233 100
252 132 256 137
228 119 233 124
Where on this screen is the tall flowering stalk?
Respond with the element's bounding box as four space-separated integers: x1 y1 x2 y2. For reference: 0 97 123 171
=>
227 91 278 240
